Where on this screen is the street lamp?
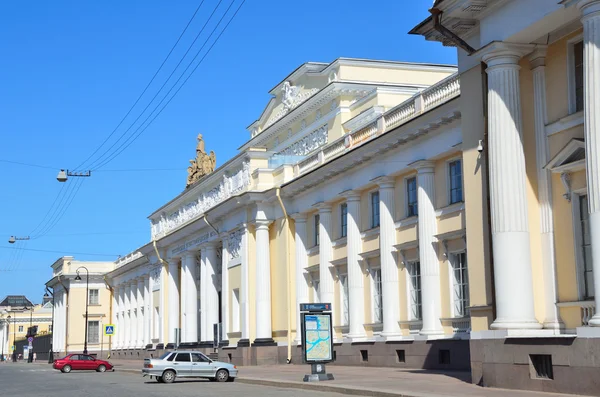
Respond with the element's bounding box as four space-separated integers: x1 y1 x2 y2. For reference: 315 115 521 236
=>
5 315 10 362
74 266 89 355
8 236 30 244
56 169 91 182
26 306 33 363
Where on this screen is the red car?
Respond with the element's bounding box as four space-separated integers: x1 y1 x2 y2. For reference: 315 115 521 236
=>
53 354 114 373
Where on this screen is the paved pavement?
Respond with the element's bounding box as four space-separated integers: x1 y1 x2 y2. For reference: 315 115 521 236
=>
0 362 336 397
108 359 589 397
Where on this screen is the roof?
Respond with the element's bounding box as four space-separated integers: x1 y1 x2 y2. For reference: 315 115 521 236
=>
0 295 34 308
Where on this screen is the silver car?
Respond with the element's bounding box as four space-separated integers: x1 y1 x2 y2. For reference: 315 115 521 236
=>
142 351 238 383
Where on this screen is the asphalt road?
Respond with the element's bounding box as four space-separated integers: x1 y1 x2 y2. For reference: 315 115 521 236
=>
0 362 338 397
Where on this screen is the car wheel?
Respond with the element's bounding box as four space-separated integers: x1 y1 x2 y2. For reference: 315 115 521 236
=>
97 364 106 373
216 369 229 382
61 365 72 373
161 370 176 384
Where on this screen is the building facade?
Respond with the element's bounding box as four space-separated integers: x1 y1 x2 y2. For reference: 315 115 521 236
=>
45 257 114 358
410 0 600 394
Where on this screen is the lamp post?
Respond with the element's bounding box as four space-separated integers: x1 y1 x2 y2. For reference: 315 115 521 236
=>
5 315 10 362
56 169 91 182
26 306 33 363
75 266 89 355
45 289 54 363
11 312 16 362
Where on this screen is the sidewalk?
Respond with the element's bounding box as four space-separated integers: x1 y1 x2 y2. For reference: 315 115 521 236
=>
111 359 587 397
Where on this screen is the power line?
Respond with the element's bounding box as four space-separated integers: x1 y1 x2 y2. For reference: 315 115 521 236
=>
0 158 184 172
0 159 58 170
73 0 208 172
0 245 120 257
33 178 86 239
93 0 246 170
86 0 229 171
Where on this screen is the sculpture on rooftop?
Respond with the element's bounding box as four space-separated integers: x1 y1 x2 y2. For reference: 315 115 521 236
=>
186 134 216 188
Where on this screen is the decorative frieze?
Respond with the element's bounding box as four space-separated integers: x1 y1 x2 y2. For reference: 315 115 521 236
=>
228 229 243 259
277 124 328 157
170 231 218 256
151 161 251 239
150 265 161 291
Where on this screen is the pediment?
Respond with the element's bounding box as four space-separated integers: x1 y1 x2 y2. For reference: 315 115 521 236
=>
545 138 585 173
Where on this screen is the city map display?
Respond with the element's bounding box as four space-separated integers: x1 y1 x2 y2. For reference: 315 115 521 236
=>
303 313 333 362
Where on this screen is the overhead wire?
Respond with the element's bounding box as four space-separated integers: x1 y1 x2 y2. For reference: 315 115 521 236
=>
86 0 229 171
92 0 246 171
33 178 86 239
0 245 120 257
72 0 208 172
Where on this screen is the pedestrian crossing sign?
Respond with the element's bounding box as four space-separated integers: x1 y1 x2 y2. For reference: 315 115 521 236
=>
104 324 115 336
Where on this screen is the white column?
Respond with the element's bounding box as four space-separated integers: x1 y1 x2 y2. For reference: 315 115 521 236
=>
376 177 402 337
144 275 151 346
578 0 600 326
124 282 131 348
482 43 541 329
317 204 335 315
167 259 181 344
137 278 144 348
130 280 138 349
343 192 367 340
530 48 563 329
240 224 250 343
292 214 310 344
119 286 126 349
416 162 443 336
255 220 273 342
113 286 120 349
205 245 219 343
182 252 198 343
221 237 230 342
180 255 188 342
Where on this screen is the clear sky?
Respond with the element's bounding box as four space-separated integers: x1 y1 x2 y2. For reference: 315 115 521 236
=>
0 0 456 303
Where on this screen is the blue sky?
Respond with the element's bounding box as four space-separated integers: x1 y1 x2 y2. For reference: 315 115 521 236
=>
0 0 456 303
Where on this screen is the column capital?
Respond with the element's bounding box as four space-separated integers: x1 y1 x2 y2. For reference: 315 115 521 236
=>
255 219 272 231
313 202 332 213
478 41 535 69
290 212 307 222
339 189 361 201
182 250 197 260
578 0 600 17
528 46 548 70
412 160 436 173
372 175 395 189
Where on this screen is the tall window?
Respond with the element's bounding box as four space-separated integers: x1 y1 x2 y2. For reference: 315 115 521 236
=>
313 279 321 303
449 160 463 204
232 289 240 332
574 40 584 113
451 253 470 317
18 326 23 333
340 203 348 238
371 268 383 323
340 274 349 326
88 289 99 305
579 195 594 299
408 261 422 321
406 177 418 217
88 321 100 344
314 214 320 246
371 191 380 228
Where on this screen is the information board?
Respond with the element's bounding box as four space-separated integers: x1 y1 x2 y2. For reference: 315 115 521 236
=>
301 312 333 363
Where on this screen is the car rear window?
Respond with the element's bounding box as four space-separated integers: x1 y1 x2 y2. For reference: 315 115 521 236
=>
159 352 172 360
166 353 175 361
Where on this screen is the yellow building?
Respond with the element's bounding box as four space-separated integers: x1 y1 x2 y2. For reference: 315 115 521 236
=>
45 256 114 358
410 0 600 395
0 295 52 360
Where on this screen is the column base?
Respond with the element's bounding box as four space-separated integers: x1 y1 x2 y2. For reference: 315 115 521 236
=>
198 341 215 348
543 319 565 330
219 340 230 347
145 344 153 349
419 329 444 337
165 343 175 349
155 343 164 350
252 338 277 347
588 315 600 327
179 342 198 348
376 333 403 342
237 339 250 347
491 319 542 330
345 333 369 343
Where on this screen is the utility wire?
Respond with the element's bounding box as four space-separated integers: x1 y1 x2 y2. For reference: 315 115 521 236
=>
86 0 228 171
73 0 208 172
33 178 85 239
28 183 68 238
0 245 120 257
0 159 58 170
93 0 246 170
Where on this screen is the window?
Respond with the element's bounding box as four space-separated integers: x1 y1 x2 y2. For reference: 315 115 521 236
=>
18 326 23 333
579 195 594 299
175 353 191 362
313 279 321 303
371 191 380 228
339 274 349 326
88 289 99 305
192 352 210 362
574 40 584 113
451 253 470 317
449 160 463 204
340 203 348 238
371 268 382 323
232 289 240 332
166 353 176 361
408 261 422 320
406 177 418 217
88 321 99 344
314 214 320 246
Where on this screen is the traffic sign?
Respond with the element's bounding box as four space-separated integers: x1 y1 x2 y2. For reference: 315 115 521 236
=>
104 324 115 336
27 337 33 343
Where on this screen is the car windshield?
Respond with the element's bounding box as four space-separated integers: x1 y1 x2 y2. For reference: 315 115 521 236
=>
158 352 172 360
